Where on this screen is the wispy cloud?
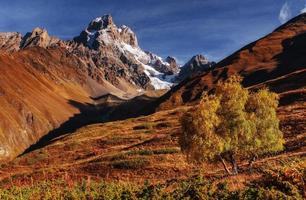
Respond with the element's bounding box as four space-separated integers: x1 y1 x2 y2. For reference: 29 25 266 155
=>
279 2 292 24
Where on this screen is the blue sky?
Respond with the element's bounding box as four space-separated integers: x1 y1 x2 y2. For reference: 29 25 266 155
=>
0 0 305 63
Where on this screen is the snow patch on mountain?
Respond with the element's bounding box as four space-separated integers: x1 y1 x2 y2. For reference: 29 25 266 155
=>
118 42 174 89
86 30 97 48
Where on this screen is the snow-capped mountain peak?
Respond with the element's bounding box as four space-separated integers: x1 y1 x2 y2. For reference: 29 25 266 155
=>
73 14 180 90
88 14 115 31
0 14 183 91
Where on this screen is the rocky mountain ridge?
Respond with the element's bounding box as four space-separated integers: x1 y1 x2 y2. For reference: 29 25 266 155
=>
0 15 182 91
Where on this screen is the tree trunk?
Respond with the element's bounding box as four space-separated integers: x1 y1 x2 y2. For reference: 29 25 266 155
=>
248 156 256 172
218 155 231 175
230 153 238 175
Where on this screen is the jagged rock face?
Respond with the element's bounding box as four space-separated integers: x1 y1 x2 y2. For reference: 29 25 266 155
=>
0 14 179 90
146 53 179 75
176 54 214 81
74 15 138 49
0 28 60 51
0 32 22 51
21 27 60 49
166 56 179 71
119 25 138 47
71 14 177 89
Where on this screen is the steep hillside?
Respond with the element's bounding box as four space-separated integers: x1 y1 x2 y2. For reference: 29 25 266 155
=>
157 13 306 110
0 47 98 160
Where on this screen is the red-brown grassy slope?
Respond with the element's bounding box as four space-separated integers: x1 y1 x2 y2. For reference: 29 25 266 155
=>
157 13 306 110
0 47 104 161
0 99 304 187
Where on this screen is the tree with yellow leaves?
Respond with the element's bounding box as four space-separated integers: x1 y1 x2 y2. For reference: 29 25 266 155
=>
179 75 284 174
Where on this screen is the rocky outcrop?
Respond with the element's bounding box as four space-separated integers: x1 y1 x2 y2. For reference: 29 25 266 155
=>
144 53 179 75
176 54 214 81
0 28 60 51
20 27 60 49
166 56 179 72
0 32 22 51
74 15 138 49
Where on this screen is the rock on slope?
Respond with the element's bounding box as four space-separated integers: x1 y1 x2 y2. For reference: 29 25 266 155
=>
0 32 22 51
157 13 306 110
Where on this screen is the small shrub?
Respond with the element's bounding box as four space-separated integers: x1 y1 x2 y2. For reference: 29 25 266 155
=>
26 151 48 165
127 149 154 156
111 158 149 169
133 123 154 130
153 148 179 154
155 122 172 128
109 153 127 161
144 130 154 134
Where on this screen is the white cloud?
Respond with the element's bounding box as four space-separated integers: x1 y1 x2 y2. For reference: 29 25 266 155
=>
300 4 306 13
279 2 292 24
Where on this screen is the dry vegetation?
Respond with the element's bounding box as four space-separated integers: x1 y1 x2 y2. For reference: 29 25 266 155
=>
0 93 304 199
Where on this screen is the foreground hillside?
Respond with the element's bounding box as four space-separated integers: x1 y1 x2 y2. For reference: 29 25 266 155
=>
0 92 304 195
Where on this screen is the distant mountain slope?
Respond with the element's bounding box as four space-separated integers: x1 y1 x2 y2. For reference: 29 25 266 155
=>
157 13 306 110
0 47 96 160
